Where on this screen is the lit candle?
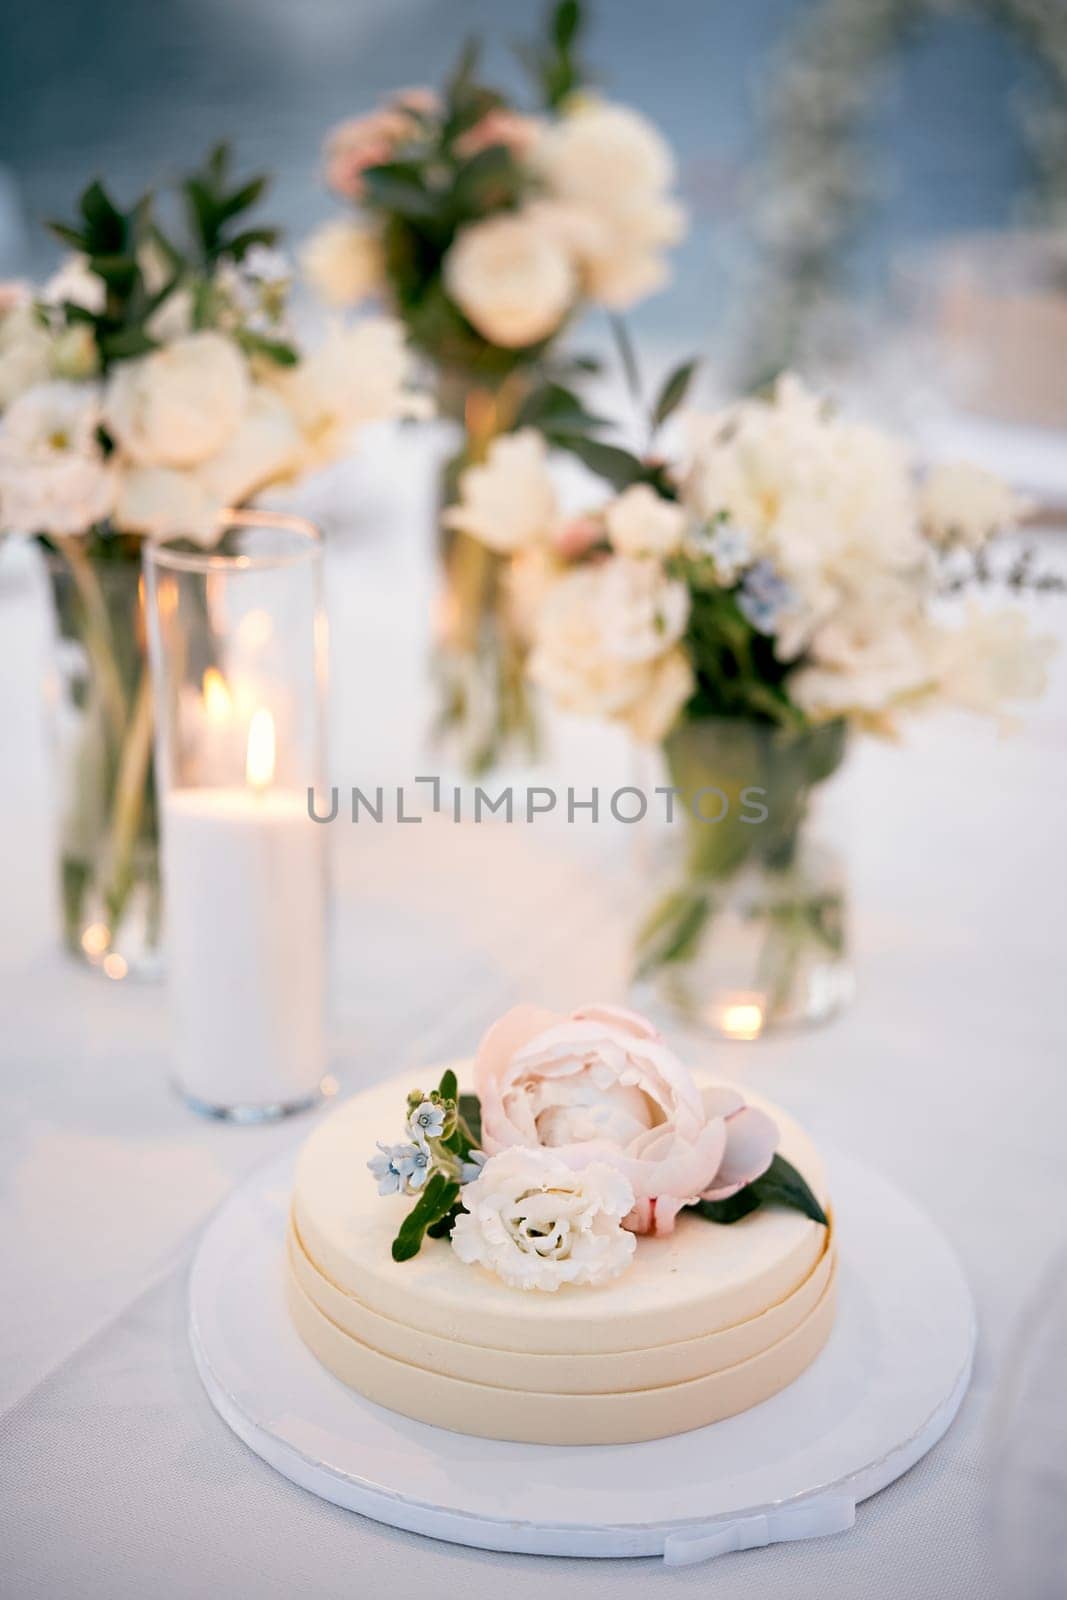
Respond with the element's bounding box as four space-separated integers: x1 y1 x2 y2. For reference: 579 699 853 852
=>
161 704 327 1117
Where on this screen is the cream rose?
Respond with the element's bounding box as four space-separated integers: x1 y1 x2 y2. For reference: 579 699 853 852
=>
273 316 418 467
442 428 559 552
302 218 384 308
605 484 687 556
532 100 686 310
0 300 51 407
529 555 692 741
444 212 576 349
473 1004 779 1236
0 381 115 536
450 1146 636 1290
104 331 248 468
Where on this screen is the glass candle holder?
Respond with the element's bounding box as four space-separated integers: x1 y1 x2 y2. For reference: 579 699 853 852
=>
144 513 329 1121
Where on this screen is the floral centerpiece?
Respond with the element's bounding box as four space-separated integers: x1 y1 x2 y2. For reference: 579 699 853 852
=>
0 146 417 975
370 1003 825 1283
303 0 686 771
445 372 1057 1033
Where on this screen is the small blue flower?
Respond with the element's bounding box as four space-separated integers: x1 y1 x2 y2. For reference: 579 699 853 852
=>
737 560 795 635
707 521 753 583
368 1140 431 1196
408 1100 447 1143
459 1149 488 1185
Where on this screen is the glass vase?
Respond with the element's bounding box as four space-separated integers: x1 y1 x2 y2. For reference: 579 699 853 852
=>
46 538 161 979
145 512 330 1120
432 373 541 775
633 716 851 1038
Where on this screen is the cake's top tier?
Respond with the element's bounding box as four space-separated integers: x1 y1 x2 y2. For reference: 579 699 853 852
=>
292 1069 830 1356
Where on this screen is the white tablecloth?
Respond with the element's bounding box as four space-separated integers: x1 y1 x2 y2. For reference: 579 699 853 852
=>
2 448 1066 1599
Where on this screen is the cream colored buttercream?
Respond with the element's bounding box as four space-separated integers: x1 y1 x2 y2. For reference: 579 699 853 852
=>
287 1263 838 1445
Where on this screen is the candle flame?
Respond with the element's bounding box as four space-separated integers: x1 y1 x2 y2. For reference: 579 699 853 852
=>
246 708 275 790
201 667 232 725
717 1000 764 1041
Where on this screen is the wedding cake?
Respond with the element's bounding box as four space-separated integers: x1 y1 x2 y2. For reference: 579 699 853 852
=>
287 1003 835 1445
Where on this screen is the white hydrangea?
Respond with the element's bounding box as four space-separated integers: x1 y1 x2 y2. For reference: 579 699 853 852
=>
683 374 926 654
450 1147 636 1291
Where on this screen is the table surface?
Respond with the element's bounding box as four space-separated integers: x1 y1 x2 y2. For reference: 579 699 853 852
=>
2 433 1066 1600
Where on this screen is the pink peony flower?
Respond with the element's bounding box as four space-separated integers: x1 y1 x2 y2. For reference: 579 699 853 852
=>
324 108 419 198
455 110 539 161
473 1003 779 1236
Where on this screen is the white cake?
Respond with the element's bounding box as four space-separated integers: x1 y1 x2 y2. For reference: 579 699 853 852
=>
288 1070 836 1445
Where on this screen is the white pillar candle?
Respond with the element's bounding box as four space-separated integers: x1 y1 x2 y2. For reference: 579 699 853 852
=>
162 710 326 1114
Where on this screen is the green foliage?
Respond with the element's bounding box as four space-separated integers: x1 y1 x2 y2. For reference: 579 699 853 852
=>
391 1173 462 1261
47 182 164 369
179 141 278 268
651 359 699 432
44 144 290 378
691 1153 828 1227
679 579 805 728
517 1 587 109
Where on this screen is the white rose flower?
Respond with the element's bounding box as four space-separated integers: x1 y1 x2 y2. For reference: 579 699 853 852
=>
0 301 52 407
536 101 675 214
442 429 558 552
444 211 576 348
302 218 383 308
113 465 218 544
196 386 302 507
790 595 935 724
532 101 686 310
529 556 691 739
104 331 249 468
605 483 687 556
919 462 1027 550
450 1147 636 1291
0 381 115 536
277 317 417 466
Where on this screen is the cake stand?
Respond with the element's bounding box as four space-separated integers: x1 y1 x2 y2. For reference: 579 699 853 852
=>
189 1147 975 1567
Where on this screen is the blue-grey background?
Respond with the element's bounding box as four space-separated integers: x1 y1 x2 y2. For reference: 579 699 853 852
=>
0 0 1051 349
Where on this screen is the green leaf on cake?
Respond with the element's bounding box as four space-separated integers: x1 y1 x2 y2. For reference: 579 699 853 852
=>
692 1154 828 1228
458 1093 482 1148
437 1067 458 1102
391 1172 462 1262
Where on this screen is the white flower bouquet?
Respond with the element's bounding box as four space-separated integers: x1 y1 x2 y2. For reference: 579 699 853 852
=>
446 369 1058 1032
0 146 417 972
304 0 686 771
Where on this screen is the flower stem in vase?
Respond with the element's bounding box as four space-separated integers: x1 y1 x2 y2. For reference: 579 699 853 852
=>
633 716 851 1035
433 373 540 775
48 541 162 977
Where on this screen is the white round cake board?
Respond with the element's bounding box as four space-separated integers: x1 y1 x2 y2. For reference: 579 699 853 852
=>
189 1147 975 1567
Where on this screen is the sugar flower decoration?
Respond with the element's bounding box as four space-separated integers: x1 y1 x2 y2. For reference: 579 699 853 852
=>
451 1147 636 1290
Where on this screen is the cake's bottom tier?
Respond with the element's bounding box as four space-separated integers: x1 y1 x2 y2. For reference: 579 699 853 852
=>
286 1244 838 1446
